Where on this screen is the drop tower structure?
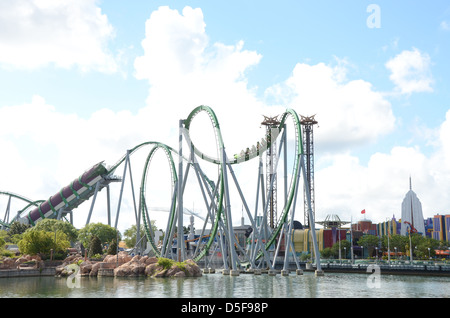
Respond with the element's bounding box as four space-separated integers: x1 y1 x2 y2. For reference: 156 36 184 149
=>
261 115 281 229
300 115 318 228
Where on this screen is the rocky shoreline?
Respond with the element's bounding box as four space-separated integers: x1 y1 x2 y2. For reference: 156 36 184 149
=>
0 252 202 278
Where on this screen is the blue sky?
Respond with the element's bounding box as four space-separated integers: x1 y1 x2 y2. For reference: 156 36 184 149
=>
1 1 450 231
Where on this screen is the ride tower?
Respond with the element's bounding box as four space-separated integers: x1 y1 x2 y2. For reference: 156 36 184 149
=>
261 115 281 229
300 115 318 228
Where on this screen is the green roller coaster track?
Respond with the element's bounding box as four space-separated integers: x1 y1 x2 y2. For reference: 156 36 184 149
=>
1 105 306 266
132 105 305 263
0 191 44 228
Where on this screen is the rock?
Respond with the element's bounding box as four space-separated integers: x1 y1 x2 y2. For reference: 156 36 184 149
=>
55 265 66 276
145 263 163 277
114 256 147 277
114 265 131 277
90 262 101 277
185 264 201 277
144 258 202 278
166 264 182 277
62 254 83 266
0 257 16 269
145 257 158 265
14 254 43 269
154 268 168 277
130 255 141 263
104 251 132 264
174 271 186 277
79 261 93 276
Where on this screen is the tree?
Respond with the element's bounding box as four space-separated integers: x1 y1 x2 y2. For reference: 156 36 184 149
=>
385 234 409 254
331 239 351 258
7 221 30 243
124 224 143 248
123 221 157 248
107 239 117 255
320 247 333 259
415 237 440 259
17 228 70 256
78 222 120 247
357 235 380 258
8 221 30 236
88 235 103 257
33 219 78 242
0 230 8 244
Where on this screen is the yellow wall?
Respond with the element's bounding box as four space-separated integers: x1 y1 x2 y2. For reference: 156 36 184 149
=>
292 229 324 254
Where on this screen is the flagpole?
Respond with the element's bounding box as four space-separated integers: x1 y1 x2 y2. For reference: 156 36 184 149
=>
350 215 354 264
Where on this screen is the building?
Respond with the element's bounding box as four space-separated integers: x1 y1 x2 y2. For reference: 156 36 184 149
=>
424 217 434 238
352 219 377 235
376 216 401 237
292 228 347 254
433 214 450 242
400 178 426 236
292 215 348 254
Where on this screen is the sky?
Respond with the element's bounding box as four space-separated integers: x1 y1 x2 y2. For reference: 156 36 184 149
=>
1 0 450 234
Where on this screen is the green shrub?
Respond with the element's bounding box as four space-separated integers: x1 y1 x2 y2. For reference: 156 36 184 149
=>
156 257 189 273
88 235 103 258
18 228 70 256
1 250 15 258
107 239 117 255
157 257 175 270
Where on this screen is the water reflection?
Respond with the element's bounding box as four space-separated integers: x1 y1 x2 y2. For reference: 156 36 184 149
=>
0 273 449 298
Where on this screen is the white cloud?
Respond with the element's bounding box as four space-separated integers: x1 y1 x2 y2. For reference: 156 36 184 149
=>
315 111 450 223
265 62 396 153
134 6 265 156
0 95 153 231
1 5 448 235
440 21 450 31
385 48 434 95
0 0 117 72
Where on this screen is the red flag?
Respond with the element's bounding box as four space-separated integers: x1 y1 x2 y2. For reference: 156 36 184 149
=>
361 209 366 214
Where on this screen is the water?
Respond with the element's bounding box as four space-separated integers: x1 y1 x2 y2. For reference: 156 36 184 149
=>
0 272 449 298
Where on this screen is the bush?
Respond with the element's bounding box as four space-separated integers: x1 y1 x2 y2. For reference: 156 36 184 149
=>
1 250 15 258
107 239 117 255
33 219 78 243
78 223 119 247
157 257 188 272
88 235 103 258
18 228 70 256
157 257 175 270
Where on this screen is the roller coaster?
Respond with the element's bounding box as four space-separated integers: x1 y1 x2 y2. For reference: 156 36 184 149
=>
0 105 322 275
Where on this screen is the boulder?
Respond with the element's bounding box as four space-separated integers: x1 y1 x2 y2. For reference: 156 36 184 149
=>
154 268 168 277
104 251 132 264
114 255 147 277
15 255 43 269
144 263 163 277
184 259 202 277
90 262 101 277
166 264 183 277
144 258 202 278
145 256 158 265
0 257 16 269
79 261 93 276
174 271 186 277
